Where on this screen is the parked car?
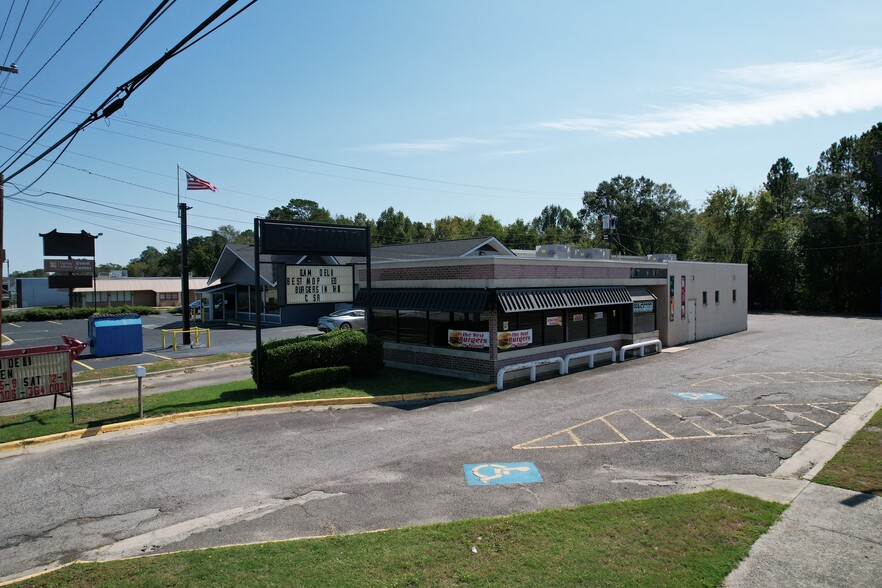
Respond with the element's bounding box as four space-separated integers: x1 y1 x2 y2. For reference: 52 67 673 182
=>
317 308 366 332
171 300 205 314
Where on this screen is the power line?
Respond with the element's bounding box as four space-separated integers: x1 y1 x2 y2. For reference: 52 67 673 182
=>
0 0 104 114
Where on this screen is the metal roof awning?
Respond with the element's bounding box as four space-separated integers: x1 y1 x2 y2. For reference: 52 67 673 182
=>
355 289 489 313
197 282 237 294
496 287 632 313
627 288 657 302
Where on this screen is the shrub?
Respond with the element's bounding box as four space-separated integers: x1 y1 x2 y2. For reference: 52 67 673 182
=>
289 366 351 393
1 305 159 323
252 330 383 389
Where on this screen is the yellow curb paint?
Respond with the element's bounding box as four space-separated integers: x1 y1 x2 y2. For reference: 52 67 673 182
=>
0 385 495 452
73 360 94 370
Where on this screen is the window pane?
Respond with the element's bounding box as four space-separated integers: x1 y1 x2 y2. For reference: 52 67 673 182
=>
372 309 397 342
518 311 543 347
589 309 608 338
429 311 451 346
544 311 565 345
568 309 588 341
398 310 428 345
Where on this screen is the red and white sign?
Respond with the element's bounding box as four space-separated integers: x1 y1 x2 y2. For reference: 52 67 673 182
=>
497 329 533 350
0 338 85 404
447 330 489 349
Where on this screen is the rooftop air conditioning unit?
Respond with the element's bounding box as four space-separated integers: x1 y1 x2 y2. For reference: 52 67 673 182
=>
535 244 570 258
646 254 677 262
572 248 611 260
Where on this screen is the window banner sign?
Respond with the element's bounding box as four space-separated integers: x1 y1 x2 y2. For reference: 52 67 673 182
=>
634 301 654 313
448 330 489 349
497 329 533 350
681 276 687 320
669 276 675 321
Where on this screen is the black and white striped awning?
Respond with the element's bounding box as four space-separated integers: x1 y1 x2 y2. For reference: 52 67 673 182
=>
354 289 490 312
496 287 632 313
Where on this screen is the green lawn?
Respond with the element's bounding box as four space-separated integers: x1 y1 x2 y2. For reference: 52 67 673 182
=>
0 368 488 444
12 490 784 588
813 406 882 496
72 353 251 382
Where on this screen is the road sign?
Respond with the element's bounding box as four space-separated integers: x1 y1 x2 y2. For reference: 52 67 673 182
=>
463 462 543 486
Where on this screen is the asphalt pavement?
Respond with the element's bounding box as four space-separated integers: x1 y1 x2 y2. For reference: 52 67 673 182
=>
2 313 882 585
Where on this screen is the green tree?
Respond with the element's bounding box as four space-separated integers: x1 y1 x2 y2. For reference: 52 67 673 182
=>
531 204 584 244
502 218 539 250
475 214 505 239
266 198 334 223
433 216 477 241
580 175 696 257
375 207 413 245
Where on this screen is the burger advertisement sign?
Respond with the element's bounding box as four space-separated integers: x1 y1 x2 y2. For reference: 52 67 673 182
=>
447 330 490 349
497 329 532 350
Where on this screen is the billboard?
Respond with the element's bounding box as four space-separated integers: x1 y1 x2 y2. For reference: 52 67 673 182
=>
40 230 96 257
260 221 369 256
48 274 93 289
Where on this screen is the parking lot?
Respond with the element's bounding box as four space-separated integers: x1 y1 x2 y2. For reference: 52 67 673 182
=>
0 313 321 373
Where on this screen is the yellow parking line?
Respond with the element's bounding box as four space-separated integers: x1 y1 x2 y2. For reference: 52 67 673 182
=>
630 410 673 439
143 351 172 361
6 322 20 328
48 320 63 326
599 416 629 442
74 360 94 371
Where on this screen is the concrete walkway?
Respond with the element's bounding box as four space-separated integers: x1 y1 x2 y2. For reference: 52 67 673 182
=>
722 383 882 587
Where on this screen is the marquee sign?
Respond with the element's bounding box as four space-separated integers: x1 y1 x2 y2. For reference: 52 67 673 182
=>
0 337 86 422
285 265 354 304
44 258 95 273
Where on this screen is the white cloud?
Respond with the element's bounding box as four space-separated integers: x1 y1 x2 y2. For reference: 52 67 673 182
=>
535 49 882 138
363 136 501 154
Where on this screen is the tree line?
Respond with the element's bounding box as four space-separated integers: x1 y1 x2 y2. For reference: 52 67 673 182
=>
13 123 882 314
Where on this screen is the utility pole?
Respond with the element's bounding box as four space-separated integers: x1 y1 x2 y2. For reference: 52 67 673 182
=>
0 64 17 74
180 202 192 345
0 173 4 349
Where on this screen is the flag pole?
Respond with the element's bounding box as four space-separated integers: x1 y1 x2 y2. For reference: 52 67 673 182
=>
179 164 191 345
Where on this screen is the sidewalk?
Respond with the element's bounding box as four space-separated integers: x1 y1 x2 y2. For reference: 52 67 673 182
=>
722 383 882 587
724 482 882 587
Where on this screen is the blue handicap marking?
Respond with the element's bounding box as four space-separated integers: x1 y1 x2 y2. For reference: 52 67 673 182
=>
464 462 543 486
671 392 726 401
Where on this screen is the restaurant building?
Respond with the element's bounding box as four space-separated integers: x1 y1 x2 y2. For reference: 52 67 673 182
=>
205 237 747 383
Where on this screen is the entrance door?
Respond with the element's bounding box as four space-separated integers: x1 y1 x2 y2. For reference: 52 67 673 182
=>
687 299 697 342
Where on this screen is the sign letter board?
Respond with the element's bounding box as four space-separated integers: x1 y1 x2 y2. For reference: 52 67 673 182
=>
260 221 369 256
285 265 354 304
40 230 97 257
0 347 73 403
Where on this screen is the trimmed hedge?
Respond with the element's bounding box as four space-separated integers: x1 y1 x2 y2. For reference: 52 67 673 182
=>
252 329 384 389
1 305 160 323
289 366 351 392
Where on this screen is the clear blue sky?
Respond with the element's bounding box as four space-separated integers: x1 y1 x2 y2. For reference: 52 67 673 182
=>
2 0 881 273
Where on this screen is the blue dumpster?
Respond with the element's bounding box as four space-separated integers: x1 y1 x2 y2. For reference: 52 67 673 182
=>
88 314 143 357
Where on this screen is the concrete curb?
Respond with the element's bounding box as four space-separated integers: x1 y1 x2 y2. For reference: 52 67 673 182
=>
772 383 882 480
0 384 496 452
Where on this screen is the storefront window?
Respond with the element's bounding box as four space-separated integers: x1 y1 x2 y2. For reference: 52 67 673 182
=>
372 309 397 342
518 311 543 347
588 309 608 338
399 310 428 345
544 311 565 345
567 309 588 341
633 302 656 333
264 287 280 315
236 286 250 313
429 311 452 346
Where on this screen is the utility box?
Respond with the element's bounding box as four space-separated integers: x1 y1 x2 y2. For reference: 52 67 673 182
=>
88 314 143 358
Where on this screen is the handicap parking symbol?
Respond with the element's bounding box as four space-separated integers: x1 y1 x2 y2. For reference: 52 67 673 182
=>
464 462 543 486
671 392 726 401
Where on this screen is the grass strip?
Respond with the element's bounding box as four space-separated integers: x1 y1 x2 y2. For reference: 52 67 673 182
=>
0 368 484 444
72 353 251 382
813 406 882 496
12 490 784 588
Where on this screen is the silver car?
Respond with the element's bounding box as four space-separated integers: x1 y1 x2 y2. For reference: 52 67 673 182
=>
317 308 366 332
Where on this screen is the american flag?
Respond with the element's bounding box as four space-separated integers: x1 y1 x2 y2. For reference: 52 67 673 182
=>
185 170 218 191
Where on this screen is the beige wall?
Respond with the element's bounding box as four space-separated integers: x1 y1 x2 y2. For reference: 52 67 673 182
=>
659 261 748 346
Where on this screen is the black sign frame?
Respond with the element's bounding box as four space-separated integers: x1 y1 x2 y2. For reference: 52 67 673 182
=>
40 229 97 257
259 220 369 256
